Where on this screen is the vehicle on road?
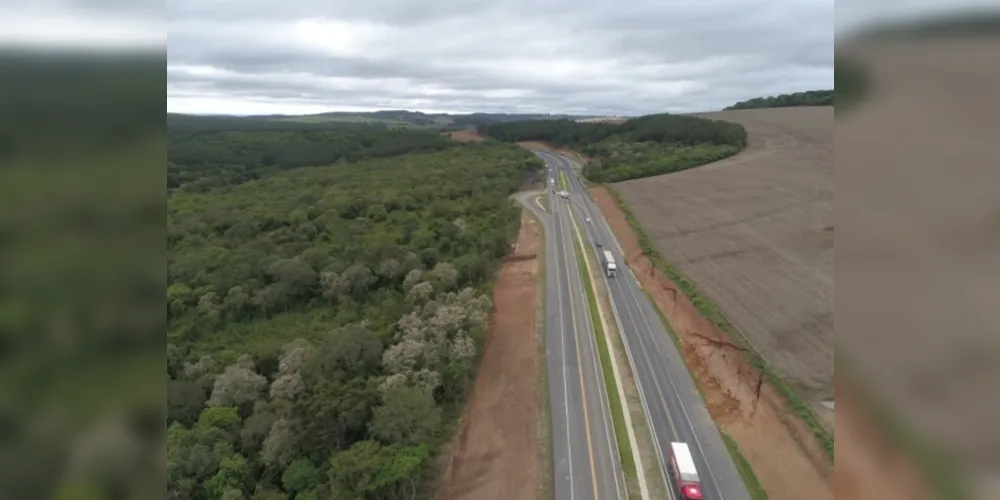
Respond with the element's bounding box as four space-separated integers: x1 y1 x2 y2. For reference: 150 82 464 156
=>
601 250 617 278
669 442 702 500
558 190 569 199
585 216 591 223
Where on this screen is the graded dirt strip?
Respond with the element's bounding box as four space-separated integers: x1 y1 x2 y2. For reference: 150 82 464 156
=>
438 211 541 500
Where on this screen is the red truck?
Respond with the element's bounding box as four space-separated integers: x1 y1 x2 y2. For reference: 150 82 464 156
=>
669 442 703 500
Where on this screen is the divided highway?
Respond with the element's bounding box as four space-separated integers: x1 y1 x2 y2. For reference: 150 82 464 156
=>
518 168 626 500
527 151 754 500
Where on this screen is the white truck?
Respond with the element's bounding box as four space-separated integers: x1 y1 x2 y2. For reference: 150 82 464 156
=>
558 190 569 199
601 250 617 278
669 442 703 500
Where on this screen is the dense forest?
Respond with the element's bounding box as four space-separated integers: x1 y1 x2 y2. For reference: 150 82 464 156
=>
167 119 544 500
167 111 590 134
478 113 747 182
724 89 834 110
168 119 455 192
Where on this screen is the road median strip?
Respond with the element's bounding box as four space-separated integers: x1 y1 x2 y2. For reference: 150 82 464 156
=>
567 206 647 500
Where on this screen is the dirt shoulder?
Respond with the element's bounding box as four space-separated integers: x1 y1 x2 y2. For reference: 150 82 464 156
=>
445 130 486 142
590 186 833 500
437 211 542 500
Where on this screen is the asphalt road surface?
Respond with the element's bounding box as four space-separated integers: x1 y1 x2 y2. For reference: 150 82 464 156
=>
531 151 754 500
517 172 626 500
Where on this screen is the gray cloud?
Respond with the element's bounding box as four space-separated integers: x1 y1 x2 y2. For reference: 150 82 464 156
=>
168 0 834 115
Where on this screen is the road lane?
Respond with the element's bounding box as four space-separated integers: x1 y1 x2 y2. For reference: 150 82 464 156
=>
518 163 625 500
539 151 754 500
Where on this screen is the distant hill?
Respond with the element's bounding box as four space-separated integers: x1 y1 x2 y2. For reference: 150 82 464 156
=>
724 90 833 110
169 110 594 130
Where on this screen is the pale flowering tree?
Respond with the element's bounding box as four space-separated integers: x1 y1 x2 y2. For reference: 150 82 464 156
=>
402 269 423 292
406 281 434 304
235 354 256 370
428 304 466 336
198 292 219 314
278 339 317 375
261 418 299 469
208 364 267 407
269 373 305 401
395 310 425 341
429 262 459 291
411 369 442 393
382 339 424 374
319 271 344 301
378 258 400 280
378 373 407 394
451 330 476 361
183 355 218 379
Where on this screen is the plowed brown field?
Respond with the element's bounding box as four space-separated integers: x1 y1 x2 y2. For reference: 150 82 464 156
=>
613 106 834 413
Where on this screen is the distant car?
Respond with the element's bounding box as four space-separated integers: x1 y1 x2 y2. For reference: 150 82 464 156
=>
586 217 591 223
596 241 602 247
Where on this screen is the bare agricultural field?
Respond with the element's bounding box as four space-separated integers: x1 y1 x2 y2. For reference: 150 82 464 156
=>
614 106 834 409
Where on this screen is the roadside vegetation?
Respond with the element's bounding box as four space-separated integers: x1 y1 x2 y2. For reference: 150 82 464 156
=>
724 90 833 110
167 117 545 500
479 113 747 183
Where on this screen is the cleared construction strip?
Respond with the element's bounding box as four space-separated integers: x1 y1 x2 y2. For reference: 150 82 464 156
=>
568 206 650 500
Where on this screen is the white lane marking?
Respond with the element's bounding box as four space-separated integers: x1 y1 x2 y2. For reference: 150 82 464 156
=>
554 210 577 500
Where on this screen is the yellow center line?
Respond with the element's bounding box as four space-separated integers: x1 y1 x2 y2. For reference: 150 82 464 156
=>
560 209 601 500
565 165 683 498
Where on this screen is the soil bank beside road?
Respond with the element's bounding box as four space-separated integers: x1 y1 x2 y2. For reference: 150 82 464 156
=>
437 211 543 500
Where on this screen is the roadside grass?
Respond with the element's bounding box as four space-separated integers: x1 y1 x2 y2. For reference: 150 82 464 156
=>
559 170 570 191
569 211 639 498
721 433 770 500
605 186 834 465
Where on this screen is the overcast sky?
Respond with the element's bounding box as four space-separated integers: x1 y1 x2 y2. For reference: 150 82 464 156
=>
8 0 993 116
163 0 835 116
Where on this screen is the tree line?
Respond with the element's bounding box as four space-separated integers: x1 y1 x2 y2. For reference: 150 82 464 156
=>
724 89 833 110
478 113 748 183
168 120 544 499
168 118 457 193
